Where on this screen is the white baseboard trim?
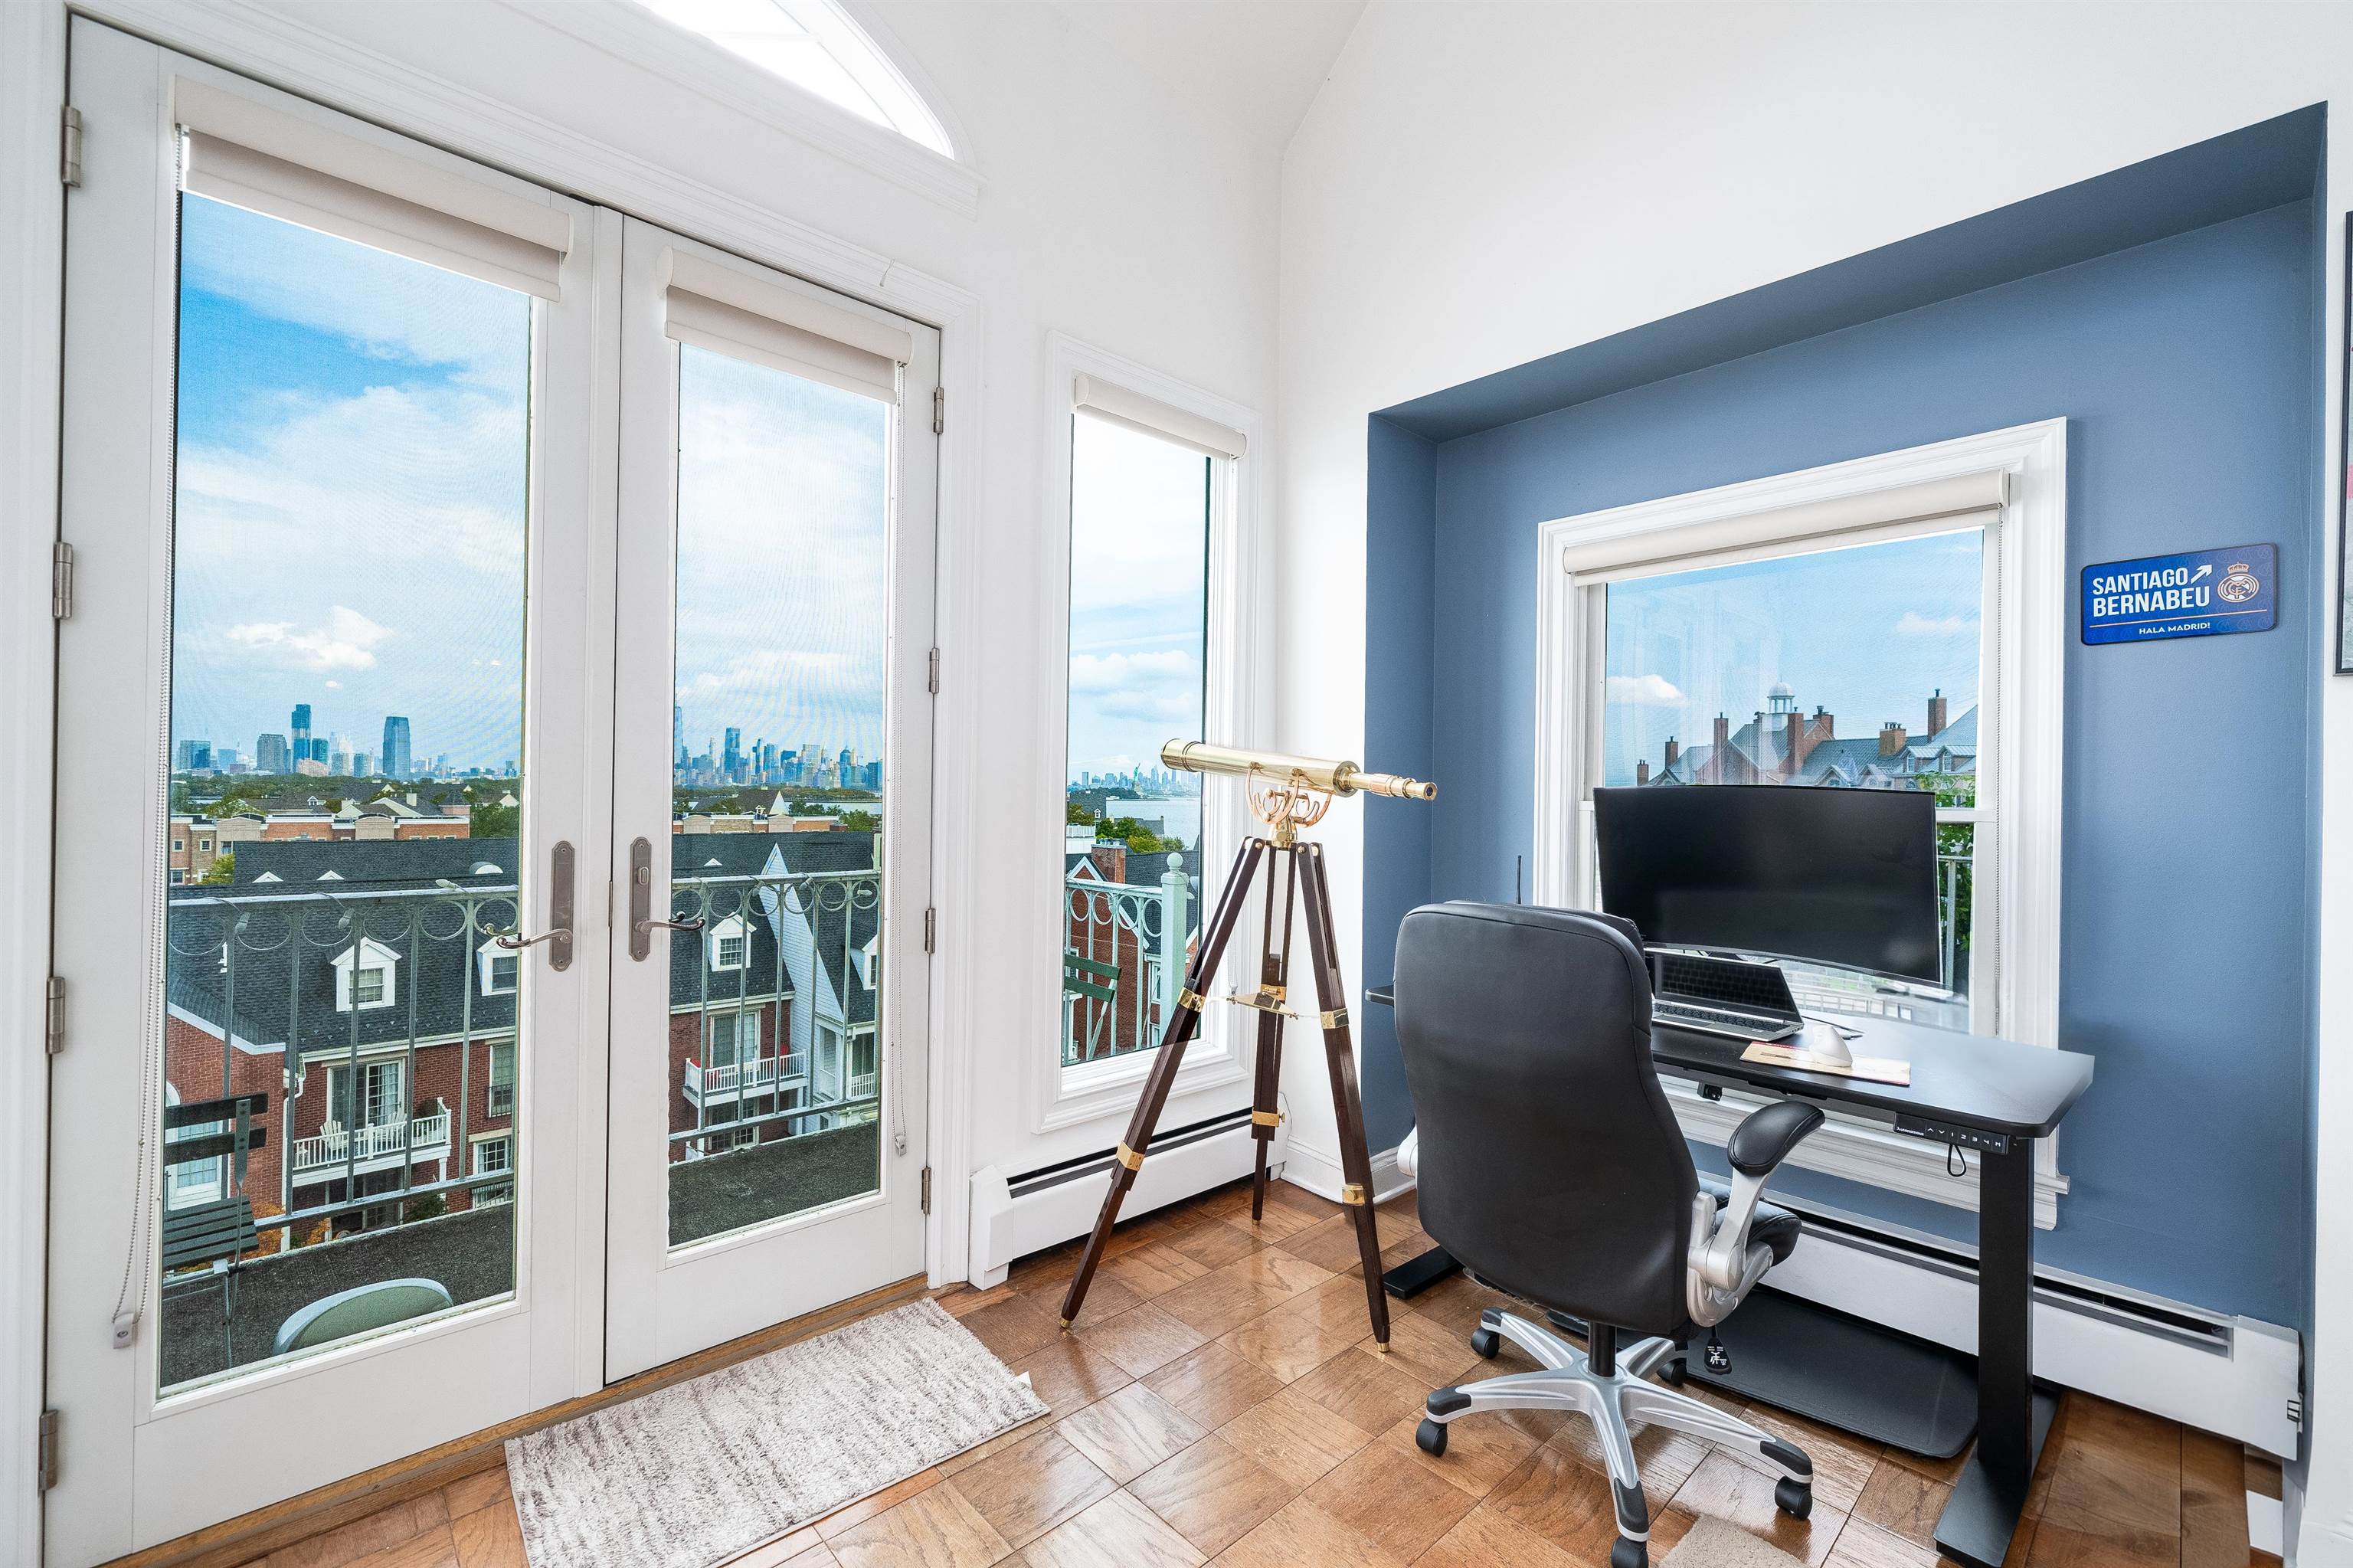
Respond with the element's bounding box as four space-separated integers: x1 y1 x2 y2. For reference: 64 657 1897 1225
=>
2250 1490 2284 1557
1765 1210 2302 1458
1279 1138 1412 1206
966 1105 1285 1287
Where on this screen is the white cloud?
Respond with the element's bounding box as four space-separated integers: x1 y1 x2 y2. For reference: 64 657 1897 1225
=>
224 606 393 671
1896 611 1974 638
1606 673 1685 706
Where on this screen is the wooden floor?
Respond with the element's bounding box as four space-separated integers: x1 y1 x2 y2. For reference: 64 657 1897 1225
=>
209 1179 2273 1568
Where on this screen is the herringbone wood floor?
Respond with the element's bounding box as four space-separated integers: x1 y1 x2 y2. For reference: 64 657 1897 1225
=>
211 1179 2275 1568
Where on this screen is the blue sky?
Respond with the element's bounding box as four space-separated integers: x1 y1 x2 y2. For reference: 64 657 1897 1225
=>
172 195 529 773
1602 529 1983 785
1065 413 1209 791
170 195 900 777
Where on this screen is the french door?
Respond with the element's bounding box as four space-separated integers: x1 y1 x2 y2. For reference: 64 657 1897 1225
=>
44 24 934 1563
602 218 936 1381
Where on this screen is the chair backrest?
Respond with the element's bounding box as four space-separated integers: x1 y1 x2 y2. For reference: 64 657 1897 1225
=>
1392 901 1698 1335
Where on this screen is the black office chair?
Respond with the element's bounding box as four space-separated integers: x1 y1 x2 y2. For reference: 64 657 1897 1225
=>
1392 902 1826 1568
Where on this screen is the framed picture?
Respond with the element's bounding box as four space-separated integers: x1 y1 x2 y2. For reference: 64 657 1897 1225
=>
2340 213 2353 671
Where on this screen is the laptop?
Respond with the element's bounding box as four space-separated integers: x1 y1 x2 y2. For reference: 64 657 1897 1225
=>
1648 950 1803 1043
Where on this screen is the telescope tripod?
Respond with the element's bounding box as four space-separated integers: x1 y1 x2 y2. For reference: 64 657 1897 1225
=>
1058 831 1392 1351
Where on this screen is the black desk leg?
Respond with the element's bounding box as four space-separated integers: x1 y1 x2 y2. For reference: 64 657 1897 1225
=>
1937 1137 2059 1568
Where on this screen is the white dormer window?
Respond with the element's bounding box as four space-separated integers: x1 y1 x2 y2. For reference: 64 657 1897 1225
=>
252 871 281 883
631 0 953 157
855 932 880 993
332 938 401 1012
709 914 749 971
316 869 343 881
477 938 520 997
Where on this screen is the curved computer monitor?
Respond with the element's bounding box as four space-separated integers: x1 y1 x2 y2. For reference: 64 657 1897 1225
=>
1592 784 1942 986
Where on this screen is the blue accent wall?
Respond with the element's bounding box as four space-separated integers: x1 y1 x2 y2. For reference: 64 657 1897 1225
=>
1368 201 2318 1327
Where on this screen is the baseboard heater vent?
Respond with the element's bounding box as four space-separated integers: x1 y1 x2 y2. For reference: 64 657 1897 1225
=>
1764 1194 2299 1456
967 1101 1284 1288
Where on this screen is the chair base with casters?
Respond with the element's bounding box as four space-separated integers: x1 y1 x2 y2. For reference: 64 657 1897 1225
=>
1417 1308 1814 1568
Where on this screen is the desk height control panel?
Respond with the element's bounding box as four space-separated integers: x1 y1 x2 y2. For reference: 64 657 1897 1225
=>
1894 1114 2008 1156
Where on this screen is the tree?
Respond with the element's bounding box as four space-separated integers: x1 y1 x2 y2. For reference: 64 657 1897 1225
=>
471 800 519 840
836 808 878 833
200 852 235 885
1065 800 1095 826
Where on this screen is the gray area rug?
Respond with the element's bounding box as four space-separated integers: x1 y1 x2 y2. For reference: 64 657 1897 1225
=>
1664 1514 1809 1568
506 1298 1049 1568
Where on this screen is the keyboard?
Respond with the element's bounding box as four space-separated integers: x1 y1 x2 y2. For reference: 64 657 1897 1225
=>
1653 997 1802 1042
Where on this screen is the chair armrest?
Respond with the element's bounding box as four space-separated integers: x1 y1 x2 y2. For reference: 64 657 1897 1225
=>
1688 1102 1824 1324
1725 1099 1824 1177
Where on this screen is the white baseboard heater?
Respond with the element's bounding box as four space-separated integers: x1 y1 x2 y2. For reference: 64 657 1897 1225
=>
1749 1196 2302 1458
967 1102 1288 1287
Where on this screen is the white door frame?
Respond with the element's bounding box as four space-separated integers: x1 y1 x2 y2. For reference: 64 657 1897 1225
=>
602 214 938 1380
41 25 613 1560
0 4 69 1560
5 5 990 1550
56 0 989 1291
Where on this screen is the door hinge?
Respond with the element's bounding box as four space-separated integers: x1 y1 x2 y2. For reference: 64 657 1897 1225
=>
37 1409 58 1493
931 385 944 436
922 906 936 954
61 106 81 188
51 540 74 620
44 976 64 1056
920 1165 932 1214
927 647 940 695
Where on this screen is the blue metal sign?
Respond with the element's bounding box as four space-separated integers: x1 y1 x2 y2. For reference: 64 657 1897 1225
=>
2081 543 2277 645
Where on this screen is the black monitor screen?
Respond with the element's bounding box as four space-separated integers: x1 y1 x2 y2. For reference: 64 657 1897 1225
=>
1593 785 1942 985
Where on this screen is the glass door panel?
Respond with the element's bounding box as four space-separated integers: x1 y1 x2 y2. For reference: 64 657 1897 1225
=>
604 218 935 1380
666 344 890 1246
159 188 532 1390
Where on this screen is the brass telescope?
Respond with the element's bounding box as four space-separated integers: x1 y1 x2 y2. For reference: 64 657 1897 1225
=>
1160 740 1436 802
1059 738 1435 1353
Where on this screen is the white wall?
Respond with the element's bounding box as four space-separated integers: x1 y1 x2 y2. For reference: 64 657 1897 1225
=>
2 0 1283 1548
1270 5 2353 1561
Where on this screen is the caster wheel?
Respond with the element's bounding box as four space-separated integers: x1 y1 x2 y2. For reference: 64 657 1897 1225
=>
1660 1357 1686 1386
1415 1418 1448 1456
1611 1537 1648 1568
1775 1478 1813 1521
1469 1327 1501 1360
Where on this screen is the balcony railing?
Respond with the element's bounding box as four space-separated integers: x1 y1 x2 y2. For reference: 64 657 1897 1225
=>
684 1052 808 1105
847 1069 877 1099
290 1102 450 1178
1062 856 1191 1068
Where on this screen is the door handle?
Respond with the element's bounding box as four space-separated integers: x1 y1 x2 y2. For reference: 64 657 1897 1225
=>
627 837 699 960
490 840 574 972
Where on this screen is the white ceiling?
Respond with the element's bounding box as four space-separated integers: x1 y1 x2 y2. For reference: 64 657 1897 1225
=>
1038 0 1367 159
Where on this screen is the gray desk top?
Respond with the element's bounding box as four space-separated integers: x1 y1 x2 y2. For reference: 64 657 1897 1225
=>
1363 985 2092 1139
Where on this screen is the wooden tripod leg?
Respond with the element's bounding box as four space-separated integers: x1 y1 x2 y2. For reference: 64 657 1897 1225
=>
1297 843 1391 1348
1059 837 1268 1328
1249 849 1299 1223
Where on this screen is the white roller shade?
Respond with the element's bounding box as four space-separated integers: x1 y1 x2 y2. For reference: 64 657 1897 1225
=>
1562 469 2008 574
663 251 910 403
175 78 572 300
1072 374 1246 460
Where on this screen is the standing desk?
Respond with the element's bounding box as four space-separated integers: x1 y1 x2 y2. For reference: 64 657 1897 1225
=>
1363 985 2093 1568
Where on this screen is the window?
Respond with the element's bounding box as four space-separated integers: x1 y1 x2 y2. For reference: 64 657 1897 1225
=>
1535 425 2070 1222
472 1134 513 1205
707 1009 761 1070
328 1061 405 1130
630 0 953 156
1599 529 1983 1026
708 915 748 972
478 938 519 997
487 1040 515 1118
332 939 401 1011
1059 383 1232 1070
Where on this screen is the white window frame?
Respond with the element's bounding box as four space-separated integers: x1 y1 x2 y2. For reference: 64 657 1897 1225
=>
1033 333 1260 1137
324 1059 407 1131
470 1131 514 1205
331 938 401 1013
705 1007 762 1069
708 914 749 973
476 937 519 997
1532 421 2068 1226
